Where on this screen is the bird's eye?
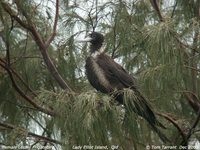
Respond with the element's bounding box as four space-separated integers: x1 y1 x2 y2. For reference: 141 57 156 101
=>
91 34 96 38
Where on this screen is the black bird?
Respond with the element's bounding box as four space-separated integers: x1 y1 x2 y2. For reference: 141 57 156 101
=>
79 31 169 142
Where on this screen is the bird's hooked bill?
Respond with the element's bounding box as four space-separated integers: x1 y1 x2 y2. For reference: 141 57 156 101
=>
75 37 92 42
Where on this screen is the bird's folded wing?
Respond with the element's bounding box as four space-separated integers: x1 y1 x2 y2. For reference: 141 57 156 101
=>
97 54 137 89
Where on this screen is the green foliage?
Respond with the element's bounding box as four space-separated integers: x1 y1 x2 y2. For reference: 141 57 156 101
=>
0 0 200 149
35 89 155 149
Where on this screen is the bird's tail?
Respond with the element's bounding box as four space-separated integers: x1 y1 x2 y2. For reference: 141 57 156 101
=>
123 88 170 143
150 123 171 143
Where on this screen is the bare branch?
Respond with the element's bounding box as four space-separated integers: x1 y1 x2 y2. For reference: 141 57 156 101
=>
183 91 200 113
149 0 164 22
45 0 59 47
191 29 199 94
171 1 178 18
184 65 200 73
111 20 117 58
0 122 62 145
0 58 37 97
88 2 95 31
0 1 30 29
181 108 200 145
157 113 186 142
170 30 200 54
0 21 55 116
0 22 37 97
0 62 55 116
1 1 72 91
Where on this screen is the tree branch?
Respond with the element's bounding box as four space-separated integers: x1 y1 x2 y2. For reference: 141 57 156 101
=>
157 113 186 142
0 1 30 29
183 91 200 113
0 20 55 116
0 122 62 145
0 62 55 116
0 21 37 96
1 1 72 91
149 0 164 22
45 0 59 47
184 65 200 73
191 29 199 94
111 19 121 59
181 108 200 145
171 1 178 18
170 30 200 54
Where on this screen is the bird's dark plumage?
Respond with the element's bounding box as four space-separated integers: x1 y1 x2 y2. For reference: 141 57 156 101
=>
82 31 169 142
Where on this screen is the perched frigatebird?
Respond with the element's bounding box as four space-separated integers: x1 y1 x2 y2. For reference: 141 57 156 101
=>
79 31 169 142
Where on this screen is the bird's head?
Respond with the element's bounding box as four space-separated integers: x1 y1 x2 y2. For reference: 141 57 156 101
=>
78 32 104 53
87 32 104 45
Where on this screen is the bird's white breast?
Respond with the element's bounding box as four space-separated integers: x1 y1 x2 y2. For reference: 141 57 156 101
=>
90 57 111 90
91 51 100 58
91 47 105 58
